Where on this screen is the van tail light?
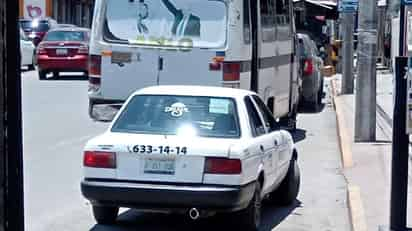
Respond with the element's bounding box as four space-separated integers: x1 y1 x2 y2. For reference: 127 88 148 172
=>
223 62 241 81
209 56 224 71
84 151 116 169
37 44 46 55
303 59 314 76
78 45 89 54
204 158 242 174
89 55 102 77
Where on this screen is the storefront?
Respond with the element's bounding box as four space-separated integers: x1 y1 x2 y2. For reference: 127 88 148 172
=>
19 0 53 19
19 0 94 28
52 0 94 27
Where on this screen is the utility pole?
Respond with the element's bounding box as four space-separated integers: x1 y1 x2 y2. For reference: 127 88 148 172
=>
0 0 25 230
354 0 378 142
341 12 355 94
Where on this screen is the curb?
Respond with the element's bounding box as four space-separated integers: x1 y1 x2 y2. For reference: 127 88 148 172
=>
330 78 367 231
347 185 368 231
330 79 353 168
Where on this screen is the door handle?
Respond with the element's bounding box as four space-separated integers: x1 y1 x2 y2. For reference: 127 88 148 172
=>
274 140 280 146
260 145 265 152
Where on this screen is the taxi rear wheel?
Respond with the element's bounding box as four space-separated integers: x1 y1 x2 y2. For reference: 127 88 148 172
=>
238 182 261 231
92 205 119 225
269 159 300 206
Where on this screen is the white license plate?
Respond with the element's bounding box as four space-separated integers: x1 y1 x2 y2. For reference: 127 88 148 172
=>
56 48 68 55
144 158 175 175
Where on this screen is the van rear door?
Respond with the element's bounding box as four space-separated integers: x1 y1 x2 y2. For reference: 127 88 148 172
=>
159 48 221 86
100 0 227 99
101 49 159 100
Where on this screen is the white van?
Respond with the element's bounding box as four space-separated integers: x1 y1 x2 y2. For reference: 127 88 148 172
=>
88 0 300 129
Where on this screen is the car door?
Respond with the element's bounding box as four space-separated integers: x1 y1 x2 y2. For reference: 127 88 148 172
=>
244 96 276 193
250 95 282 187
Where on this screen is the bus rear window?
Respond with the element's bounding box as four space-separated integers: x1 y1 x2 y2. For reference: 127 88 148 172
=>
104 0 227 48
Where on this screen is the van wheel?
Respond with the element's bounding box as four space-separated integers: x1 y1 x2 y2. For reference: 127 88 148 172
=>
238 182 261 231
88 100 96 120
38 71 47 80
317 78 324 104
270 158 300 206
92 205 118 225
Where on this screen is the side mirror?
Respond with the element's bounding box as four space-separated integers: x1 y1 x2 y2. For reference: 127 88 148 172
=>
90 104 122 122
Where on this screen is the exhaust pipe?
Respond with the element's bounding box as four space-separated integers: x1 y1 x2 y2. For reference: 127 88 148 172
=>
188 208 200 220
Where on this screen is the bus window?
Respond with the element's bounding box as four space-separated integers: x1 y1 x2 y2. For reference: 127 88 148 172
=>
244 0 251 44
260 0 276 42
276 0 291 39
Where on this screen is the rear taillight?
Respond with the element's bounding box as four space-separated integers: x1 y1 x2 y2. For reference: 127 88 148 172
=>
223 62 241 81
84 151 116 169
37 45 46 55
78 45 89 54
88 55 102 77
303 59 314 76
204 158 242 174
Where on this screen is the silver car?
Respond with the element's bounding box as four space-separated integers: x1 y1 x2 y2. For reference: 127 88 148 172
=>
297 33 324 109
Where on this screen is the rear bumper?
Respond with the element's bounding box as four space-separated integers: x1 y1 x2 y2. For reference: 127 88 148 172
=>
81 179 256 212
37 55 88 71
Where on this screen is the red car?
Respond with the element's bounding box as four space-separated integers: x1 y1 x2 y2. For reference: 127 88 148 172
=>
37 27 90 80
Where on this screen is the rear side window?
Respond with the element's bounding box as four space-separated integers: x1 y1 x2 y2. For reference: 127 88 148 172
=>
252 95 278 132
244 0 251 44
45 31 86 41
276 0 291 39
260 0 276 42
244 96 265 137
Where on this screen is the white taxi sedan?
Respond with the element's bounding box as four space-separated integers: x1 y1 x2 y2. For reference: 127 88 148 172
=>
81 86 300 230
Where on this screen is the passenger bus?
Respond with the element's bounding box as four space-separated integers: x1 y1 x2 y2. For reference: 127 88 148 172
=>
88 0 300 129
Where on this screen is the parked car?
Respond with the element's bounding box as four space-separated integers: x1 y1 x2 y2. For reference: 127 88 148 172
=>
20 27 35 70
36 27 90 80
81 85 300 230
19 18 58 46
297 33 324 109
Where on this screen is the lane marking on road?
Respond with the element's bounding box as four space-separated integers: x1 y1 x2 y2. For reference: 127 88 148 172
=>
347 184 368 231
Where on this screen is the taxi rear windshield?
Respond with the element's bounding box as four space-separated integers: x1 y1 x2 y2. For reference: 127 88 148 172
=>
111 95 240 138
104 0 227 48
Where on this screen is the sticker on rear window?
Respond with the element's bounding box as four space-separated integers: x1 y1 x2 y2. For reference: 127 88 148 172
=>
209 99 230 114
165 102 189 117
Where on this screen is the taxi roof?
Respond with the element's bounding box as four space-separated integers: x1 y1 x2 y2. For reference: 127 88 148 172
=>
132 85 255 100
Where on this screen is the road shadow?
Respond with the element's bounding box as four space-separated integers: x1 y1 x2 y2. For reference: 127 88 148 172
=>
298 103 325 114
290 129 307 143
259 199 301 231
89 200 301 231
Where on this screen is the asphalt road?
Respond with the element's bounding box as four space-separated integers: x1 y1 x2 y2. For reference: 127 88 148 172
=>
22 70 350 231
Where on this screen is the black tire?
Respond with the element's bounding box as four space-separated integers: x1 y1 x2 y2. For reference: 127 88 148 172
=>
317 78 324 105
238 182 262 231
38 70 47 80
88 99 95 120
92 205 118 225
270 158 300 206
27 64 35 71
27 52 36 71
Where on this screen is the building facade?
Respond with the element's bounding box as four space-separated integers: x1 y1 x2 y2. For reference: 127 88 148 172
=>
19 0 94 28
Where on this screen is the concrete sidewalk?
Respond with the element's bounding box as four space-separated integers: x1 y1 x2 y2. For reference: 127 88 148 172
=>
331 70 412 231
